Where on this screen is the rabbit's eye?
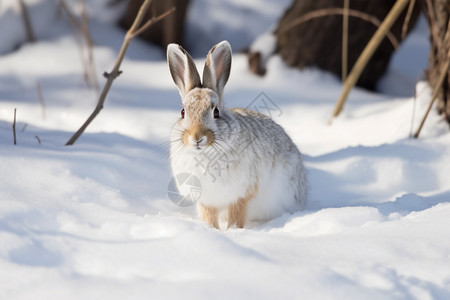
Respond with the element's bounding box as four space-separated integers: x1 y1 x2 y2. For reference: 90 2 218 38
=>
181 108 185 118
214 107 220 118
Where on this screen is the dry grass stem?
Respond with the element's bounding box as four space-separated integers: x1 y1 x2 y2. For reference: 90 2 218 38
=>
331 0 410 120
59 0 99 92
280 7 400 49
35 82 46 120
58 0 82 32
409 82 419 137
18 0 36 42
342 0 349 81
80 0 99 93
13 108 17 145
401 0 416 39
413 49 450 138
424 0 443 53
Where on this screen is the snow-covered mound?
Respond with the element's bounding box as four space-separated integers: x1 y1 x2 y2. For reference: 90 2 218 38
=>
1 1 449 299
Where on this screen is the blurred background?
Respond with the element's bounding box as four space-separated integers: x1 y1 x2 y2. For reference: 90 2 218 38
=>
0 0 449 126
1 3 450 297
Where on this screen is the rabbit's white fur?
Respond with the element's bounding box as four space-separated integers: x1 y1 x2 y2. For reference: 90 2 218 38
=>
167 41 307 229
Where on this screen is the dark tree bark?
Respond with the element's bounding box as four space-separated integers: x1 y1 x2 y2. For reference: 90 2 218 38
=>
422 0 450 124
273 0 420 90
120 0 190 48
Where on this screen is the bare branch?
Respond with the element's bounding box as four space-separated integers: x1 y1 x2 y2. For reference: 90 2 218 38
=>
65 0 175 146
131 6 176 39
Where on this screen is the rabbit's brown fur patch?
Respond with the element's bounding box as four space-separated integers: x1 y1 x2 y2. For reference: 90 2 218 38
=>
227 184 258 229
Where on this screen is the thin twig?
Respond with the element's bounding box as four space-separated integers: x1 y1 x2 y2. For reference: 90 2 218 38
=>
58 0 82 32
59 0 99 93
35 82 46 120
130 6 176 38
424 0 443 53
331 0 410 120
18 0 36 42
80 0 100 94
13 108 17 145
409 82 418 137
65 0 175 146
401 0 416 40
279 7 400 49
413 50 450 138
342 0 349 81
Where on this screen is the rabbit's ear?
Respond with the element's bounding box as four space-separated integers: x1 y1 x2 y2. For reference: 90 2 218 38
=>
167 44 201 98
203 41 232 99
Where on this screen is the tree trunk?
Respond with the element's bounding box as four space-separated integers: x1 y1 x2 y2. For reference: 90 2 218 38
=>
273 0 420 90
120 0 190 48
422 0 450 124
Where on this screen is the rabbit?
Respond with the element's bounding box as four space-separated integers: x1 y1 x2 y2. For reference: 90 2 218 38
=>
167 40 307 229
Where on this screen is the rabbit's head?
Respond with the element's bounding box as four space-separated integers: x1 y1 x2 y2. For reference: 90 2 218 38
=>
167 41 232 150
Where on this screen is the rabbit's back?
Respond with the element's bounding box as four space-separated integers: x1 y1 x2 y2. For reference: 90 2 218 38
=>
229 108 307 221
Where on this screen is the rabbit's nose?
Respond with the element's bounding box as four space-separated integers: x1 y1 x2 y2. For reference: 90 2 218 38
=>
188 136 207 148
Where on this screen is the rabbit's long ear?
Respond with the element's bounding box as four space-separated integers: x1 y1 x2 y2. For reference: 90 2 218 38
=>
203 41 232 100
167 44 201 98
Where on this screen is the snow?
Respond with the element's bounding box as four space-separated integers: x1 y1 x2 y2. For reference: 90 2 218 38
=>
1 1 450 299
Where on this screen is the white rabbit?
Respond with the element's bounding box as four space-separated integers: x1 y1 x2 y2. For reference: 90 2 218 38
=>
167 41 307 229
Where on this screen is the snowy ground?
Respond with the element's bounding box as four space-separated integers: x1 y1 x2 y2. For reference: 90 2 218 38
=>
1 1 450 299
